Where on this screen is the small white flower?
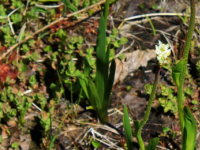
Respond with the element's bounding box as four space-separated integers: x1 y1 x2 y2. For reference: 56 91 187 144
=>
155 40 171 65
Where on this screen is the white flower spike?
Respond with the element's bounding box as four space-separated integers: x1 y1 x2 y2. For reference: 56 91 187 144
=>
155 40 171 65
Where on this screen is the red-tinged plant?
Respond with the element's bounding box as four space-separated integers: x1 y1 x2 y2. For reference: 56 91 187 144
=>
0 46 7 51
0 64 18 82
8 51 17 63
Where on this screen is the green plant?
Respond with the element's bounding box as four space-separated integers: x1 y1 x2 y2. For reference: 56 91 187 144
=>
134 66 160 150
171 0 197 149
78 0 117 124
146 16 156 36
11 142 19 149
182 106 197 150
123 106 134 150
145 65 197 117
80 14 116 123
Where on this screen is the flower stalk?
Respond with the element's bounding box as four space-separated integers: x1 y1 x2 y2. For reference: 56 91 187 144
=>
177 0 195 132
135 66 160 150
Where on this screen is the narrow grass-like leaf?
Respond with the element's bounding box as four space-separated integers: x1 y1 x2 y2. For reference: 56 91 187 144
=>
146 16 156 36
104 44 110 87
87 78 102 111
104 59 116 109
95 14 106 102
146 137 159 150
79 77 89 99
79 59 90 98
123 106 134 150
61 0 77 12
84 58 90 76
182 106 197 150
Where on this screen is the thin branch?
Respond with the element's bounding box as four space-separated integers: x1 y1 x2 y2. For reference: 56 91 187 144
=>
8 6 24 17
7 17 15 35
118 12 200 29
35 3 64 9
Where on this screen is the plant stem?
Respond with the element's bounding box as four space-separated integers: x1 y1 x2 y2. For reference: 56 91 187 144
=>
137 66 160 150
177 0 195 132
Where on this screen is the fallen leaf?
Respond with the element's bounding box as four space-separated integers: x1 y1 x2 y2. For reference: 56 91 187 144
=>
114 49 156 84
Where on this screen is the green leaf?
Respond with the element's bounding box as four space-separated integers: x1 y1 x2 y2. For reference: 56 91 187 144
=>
29 75 37 86
163 127 170 133
83 0 90 7
95 14 106 102
87 78 110 123
34 7 48 13
11 142 19 149
104 45 110 88
91 140 101 148
44 45 52 52
152 4 158 10
20 64 27 72
61 0 77 12
191 100 198 105
146 137 159 150
79 77 89 98
83 58 90 76
119 37 128 45
182 106 197 150
104 59 116 109
79 59 90 98
172 59 186 87
11 13 22 23
87 78 101 111
123 106 134 150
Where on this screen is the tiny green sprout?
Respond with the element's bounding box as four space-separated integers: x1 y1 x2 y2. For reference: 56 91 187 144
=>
29 75 37 87
184 86 194 96
163 127 170 133
22 44 29 53
109 48 115 59
113 40 120 48
11 142 19 149
144 84 153 94
83 0 90 7
119 37 128 45
91 140 101 148
152 4 158 10
118 53 125 60
126 85 131 91
11 13 22 23
155 41 171 66
192 107 198 111
124 143 128 150
110 28 118 39
44 45 52 52
191 100 198 105
139 3 145 10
